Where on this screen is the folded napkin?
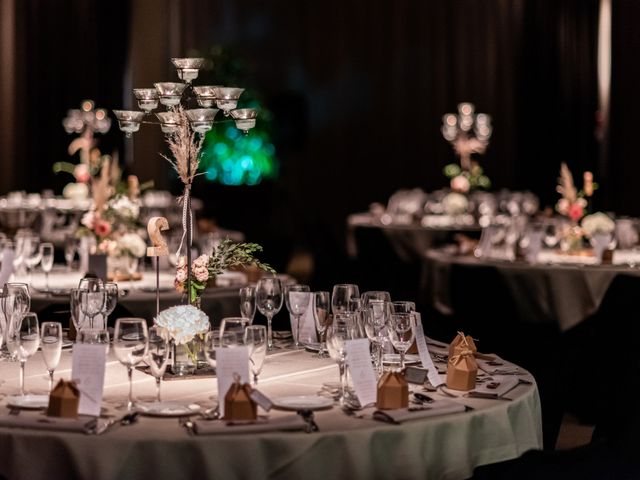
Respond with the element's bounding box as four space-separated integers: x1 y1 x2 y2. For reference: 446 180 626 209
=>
466 375 519 399
373 399 465 424
0 415 96 433
424 337 449 357
193 414 307 435
537 251 597 265
476 356 521 375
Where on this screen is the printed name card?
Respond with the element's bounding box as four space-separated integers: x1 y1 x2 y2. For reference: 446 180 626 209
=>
71 343 107 417
345 338 378 406
216 346 250 417
414 320 444 387
289 295 318 345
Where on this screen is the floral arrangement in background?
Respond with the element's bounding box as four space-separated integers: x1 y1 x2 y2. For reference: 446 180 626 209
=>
581 211 615 238
155 305 210 345
175 238 275 303
555 162 596 222
441 192 469 216
443 162 491 193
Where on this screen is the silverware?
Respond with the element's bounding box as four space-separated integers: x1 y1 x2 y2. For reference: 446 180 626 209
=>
413 392 435 404
297 409 319 433
179 417 195 436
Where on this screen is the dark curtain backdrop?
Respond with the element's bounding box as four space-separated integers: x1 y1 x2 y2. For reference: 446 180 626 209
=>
3 0 609 285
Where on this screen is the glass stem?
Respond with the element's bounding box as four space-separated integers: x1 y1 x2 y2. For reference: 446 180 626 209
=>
156 377 162 402
45 272 49 291
338 360 346 405
127 366 134 410
253 373 258 386
400 351 405 372
49 370 54 393
296 314 301 348
19 361 25 396
267 316 273 350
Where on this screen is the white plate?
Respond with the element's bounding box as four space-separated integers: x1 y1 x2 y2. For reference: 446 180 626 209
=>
135 401 201 417
382 354 421 365
6 394 49 410
272 395 333 411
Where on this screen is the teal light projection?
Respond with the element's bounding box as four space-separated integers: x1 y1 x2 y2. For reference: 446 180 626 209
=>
199 109 277 186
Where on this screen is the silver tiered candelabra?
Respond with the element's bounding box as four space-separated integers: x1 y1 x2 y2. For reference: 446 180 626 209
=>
441 102 492 172
63 100 112 164
112 57 258 304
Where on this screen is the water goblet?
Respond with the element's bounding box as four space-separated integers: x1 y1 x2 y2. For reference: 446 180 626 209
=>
101 282 119 328
255 277 283 350
243 325 267 385
284 284 311 349
2 283 31 348
390 301 416 314
387 312 417 371
39 243 54 292
78 277 104 292
77 328 110 354
239 286 256 324
219 317 249 346
147 326 170 402
203 330 235 372
40 321 63 392
313 291 331 358
331 284 360 315
6 312 39 396
80 288 106 330
113 318 148 411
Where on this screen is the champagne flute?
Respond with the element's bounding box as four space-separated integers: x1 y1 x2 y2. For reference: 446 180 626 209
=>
239 286 256 324
69 288 86 334
284 284 311 349
331 284 360 315
243 325 267 385
364 300 390 375
219 317 249 346
255 277 283 350
39 242 54 292
113 318 148 411
313 291 331 358
6 312 39 396
387 312 416 371
40 321 62 392
147 326 170 402
64 235 78 271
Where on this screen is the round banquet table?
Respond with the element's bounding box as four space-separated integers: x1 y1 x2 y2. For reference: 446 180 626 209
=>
0 348 542 480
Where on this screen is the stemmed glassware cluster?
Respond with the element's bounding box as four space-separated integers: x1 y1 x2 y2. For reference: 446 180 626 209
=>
72 278 119 332
113 318 149 411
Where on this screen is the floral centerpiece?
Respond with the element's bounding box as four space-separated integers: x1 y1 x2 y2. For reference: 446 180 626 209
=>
175 238 275 303
443 162 491 193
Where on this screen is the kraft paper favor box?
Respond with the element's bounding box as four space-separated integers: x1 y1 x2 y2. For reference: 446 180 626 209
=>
376 371 409 410
448 332 477 358
47 380 80 418
224 379 257 421
446 348 478 391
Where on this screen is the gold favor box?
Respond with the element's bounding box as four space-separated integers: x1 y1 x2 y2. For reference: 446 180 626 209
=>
376 371 409 410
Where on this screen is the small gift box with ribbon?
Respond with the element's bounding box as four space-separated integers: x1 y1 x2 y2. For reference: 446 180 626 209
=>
376 371 409 410
446 333 478 391
224 374 257 421
47 380 80 419
448 332 477 358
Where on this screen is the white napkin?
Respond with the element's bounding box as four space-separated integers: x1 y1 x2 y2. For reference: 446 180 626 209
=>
476 356 521 375
373 399 466 423
466 375 519 399
193 415 307 435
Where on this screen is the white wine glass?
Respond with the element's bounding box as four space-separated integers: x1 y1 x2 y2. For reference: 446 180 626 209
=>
39 243 54 293
387 312 417 371
239 286 256 324
113 318 148 411
40 321 62 392
284 284 311 349
313 291 331 358
80 288 106 330
6 312 39 396
69 288 86 334
219 317 249 346
255 277 283 350
147 326 170 402
331 284 360 315
243 325 267 385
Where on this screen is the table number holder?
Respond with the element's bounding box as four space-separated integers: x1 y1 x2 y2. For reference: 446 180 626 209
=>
146 216 169 317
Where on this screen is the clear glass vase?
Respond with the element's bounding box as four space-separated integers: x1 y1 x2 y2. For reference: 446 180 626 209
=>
171 335 205 376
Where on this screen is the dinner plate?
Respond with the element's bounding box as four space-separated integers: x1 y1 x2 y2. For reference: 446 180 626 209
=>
271 395 334 411
135 401 201 417
382 354 421 365
6 394 49 410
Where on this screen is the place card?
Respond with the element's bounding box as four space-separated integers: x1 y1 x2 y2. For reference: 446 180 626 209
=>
289 295 317 344
414 321 444 387
0 248 15 286
345 338 378 406
71 343 107 417
249 389 273 412
216 346 250 417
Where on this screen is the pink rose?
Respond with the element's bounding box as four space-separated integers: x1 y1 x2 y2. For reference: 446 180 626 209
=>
74 164 91 183
450 175 470 193
568 203 584 222
81 211 95 229
176 266 188 283
192 254 209 269
193 265 209 283
94 219 112 237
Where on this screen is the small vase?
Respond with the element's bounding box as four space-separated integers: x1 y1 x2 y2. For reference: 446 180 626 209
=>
171 334 206 376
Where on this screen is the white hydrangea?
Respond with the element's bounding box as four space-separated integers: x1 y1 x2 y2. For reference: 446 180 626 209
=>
442 192 469 216
155 305 210 344
581 212 615 237
108 195 140 220
117 232 147 258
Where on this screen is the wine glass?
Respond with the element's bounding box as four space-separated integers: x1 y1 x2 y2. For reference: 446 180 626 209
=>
219 317 249 346
387 312 417 371
23 236 41 283
203 330 235 372
243 325 267 385
313 291 331 358
80 288 106 330
6 312 39 396
101 282 119 328
39 243 54 292
147 326 170 402
362 291 391 306
113 318 149 411
2 283 31 345
77 328 110 354
284 284 311 349
331 284 360 315
325 315 350 406
69 288 86 334
364 300 390 376
390 301 416 314
40 321 63 392
64 235 78 271
255 277 283 350
239 286 256 324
